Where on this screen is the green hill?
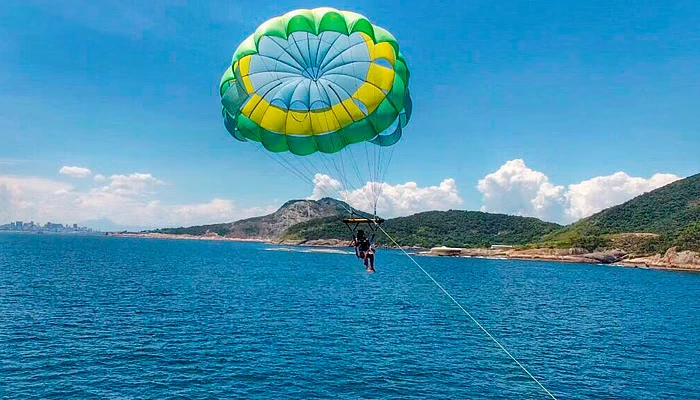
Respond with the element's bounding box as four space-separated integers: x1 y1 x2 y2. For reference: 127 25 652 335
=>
542 173 700 251
282 210 562 248
152 173 699 253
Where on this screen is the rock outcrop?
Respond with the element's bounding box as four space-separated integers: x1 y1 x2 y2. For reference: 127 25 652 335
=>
421 246 628 265
154 198 351 241
619 247 700 271
420 244 700 271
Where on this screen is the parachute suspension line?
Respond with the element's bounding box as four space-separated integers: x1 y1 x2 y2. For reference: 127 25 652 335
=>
349 147 375 211
328 153 351 202
326 135 361 206
321 152 358 209
368 140 383 216
345 143 374 213
374 224 558 400
316 152 350 202
379 145 395 184
255 146 313 187
315 153 335 182
328 151 353 203
323 103 364 207
314 104 346 201
374 142 387 215
302 155 354 215
293 156 318 183
343 145 362 197
365 140 383 218
254 146 351 213
362 141 376 215
338 143 374 211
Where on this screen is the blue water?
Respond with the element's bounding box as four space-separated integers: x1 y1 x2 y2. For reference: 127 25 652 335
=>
1 234 699 399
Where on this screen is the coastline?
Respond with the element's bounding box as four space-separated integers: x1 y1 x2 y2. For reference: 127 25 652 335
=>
105 232 271 243
105 232 699 272
419 246 700 272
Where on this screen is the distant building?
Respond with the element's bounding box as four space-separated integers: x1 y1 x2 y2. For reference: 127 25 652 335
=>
490 244 514 249
45 222 64 231
0 220 91 233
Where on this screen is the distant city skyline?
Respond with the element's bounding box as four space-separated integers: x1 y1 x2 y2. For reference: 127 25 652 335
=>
0 220 94 233
1 1 698 228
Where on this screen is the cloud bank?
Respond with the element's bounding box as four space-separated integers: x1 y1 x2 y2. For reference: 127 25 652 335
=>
477 159 681 223
4 160 682 229
1 171 275 229
309 173 464 218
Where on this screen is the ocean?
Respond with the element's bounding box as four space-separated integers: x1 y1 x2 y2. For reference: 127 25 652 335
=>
1 233 699 399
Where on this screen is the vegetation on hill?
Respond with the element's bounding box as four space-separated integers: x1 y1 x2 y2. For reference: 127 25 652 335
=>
280 217 358 242
152 174 699 254
155 222 231 237
283 210 562 248
542 173 700 251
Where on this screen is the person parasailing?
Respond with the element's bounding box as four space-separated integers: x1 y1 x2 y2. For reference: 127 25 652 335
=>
350 229 376 272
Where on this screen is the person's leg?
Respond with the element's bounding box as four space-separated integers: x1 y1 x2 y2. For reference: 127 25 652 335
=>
368 253 375 269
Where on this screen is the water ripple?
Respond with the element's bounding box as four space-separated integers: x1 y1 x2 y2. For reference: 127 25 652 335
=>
1 234 699 399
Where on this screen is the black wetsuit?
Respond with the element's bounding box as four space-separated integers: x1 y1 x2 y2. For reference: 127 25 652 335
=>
357 238 374 269
358 239 370 258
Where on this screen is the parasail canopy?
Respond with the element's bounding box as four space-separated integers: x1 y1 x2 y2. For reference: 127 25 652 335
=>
219 7 412 215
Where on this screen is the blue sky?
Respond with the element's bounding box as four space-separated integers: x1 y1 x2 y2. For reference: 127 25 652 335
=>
1 0 698 227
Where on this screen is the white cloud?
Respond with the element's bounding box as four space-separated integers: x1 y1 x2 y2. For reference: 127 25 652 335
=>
564 172 681 221
164 199 271 227
477 159 566 222
477 159 681 223
59 166 92 178
100 173 163 196
309 173 463 218
308 173 342 201
94 174 106 182
0 175 73 223
0 172 274 229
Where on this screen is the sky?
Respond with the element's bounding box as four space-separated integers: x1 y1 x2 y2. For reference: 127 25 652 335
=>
1 0 698 229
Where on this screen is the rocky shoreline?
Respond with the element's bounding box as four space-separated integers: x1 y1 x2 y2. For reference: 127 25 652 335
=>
614 247 700 271
106 232 699 272
420 246 700 271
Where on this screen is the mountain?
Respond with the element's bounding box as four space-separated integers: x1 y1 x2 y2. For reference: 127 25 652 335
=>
282 210 562 248
151 173 699 253
156 199 561 248
542 173 700 251
154 198 353 240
